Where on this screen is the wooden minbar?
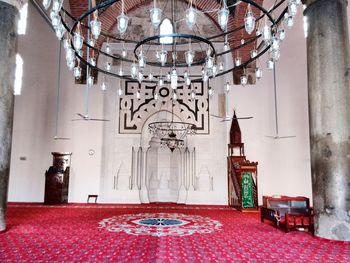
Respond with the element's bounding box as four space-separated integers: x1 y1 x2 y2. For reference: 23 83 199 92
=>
44 152 72 204
227 111 258 211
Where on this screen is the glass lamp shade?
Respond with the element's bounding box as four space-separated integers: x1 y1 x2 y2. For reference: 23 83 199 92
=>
159 78 164 86
65 47 75 63
73 66 81 79
136 90 141 99
101 82 107 91
185 77 191 86
130 63 138 79
170 69 178 90
73 33 84 50
212 64 218 77
52 0 63 13
55 23 66 39
288 3 298 17
184 70 189 79
279 28 286 41
122 48 127 58
89 38 95 47
63 38 70 50
244 11 256 34
138 72 144 83
150 7 162 28
217 7 229 30
118 68 123 76
255 67 262 79
167 72 171 81
208 87 214 97
90 57 96 67
67 59 75 71
50 11 60 28
105 44 110 54
225 82 230 93
185 7 196 29
148 72 153 81
191 90 196 99
154 93 158 100
42 0 51 10
77 50 83 58
271 36 280 52
117 13 129 34
118 88 123 96
235 57 241 67
271 49 281 61
159 49 168 66
219 62 224 71
240 75 248 86
206 56 214 69
285 15 294 28
87 75 94 86
250 49 258 58
185 50 194 66
138 53 146 68
105 62 111 71
224 42 229 51
202 72 209 82
267 59 274 70
262 25 271 43
173 92 177 101
90 19 102 39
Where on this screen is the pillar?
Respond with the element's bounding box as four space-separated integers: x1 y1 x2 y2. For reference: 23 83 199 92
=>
304 0 350 240
0 0 20 232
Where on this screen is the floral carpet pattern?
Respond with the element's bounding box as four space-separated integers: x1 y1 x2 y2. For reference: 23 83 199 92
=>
0 203 349 262
99 213 222 236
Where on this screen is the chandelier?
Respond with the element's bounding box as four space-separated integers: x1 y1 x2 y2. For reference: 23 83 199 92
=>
42 0 302 92
148 102 197 151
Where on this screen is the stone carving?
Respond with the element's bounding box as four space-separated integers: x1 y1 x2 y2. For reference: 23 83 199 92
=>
119 80 209 134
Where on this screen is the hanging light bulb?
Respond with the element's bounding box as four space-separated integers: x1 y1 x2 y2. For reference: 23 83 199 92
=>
235 57 241 67
87 75 94 86
186 77 191 86
202 71 209 82
159 78 164 86
105 62 111 72
185 6 196 29
65 47 75 63
42 0 51 10
118 87 123 96
89 38 95 47
256 27 261 36
185 50 194 66
166 72 171 81
51 0 63 13
119 67 123 76
217 7 229 30
173 92 177 101
130 63 138 79
250 49 258 58
225 82 230 93
55 23 66 40
138 71 144 83
122 48 127 58
262 24 271 44
286 16 294 28
90 57 96 67
212 64 218 77
267 59 274 70
50 11 60 28
101 81 107 91
154 92 158 100
150 6 162 28
271 36 280 51
184 70 189 79
288 2 298 17
73 32 84 50
170 69 178 90
158 48 167 66
219 62 224 71
240 74 248 86
73 66 81 79
90 18 102 39
271 49 281 61
255 67 262 80
206 56 214 69
138 51 146 69
148 72 153 81
117 1 129 34
279 28 286 41
223 42 229 51
105 43 110 54
67 59 75 71
244 4 256 34
136 90 141 99
63 38 70 50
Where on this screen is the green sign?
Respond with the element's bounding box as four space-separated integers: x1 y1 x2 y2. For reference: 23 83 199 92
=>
242 172 254 208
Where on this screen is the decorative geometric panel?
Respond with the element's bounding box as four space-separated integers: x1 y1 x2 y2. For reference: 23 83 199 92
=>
119 80 209 134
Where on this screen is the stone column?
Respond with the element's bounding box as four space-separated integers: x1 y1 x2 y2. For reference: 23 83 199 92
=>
304 0 350 241
0 0 19 232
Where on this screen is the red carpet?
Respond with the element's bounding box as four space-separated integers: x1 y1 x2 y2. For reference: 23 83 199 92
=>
0 203 349 262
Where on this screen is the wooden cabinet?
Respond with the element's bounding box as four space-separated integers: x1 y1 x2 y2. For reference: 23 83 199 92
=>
261 196 314 233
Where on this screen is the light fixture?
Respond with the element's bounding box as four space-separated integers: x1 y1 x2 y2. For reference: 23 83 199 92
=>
105 62 111 71
150 0 162 28
185 3 196 29
240 73 248 86
55 0 293 93
87 75 94 86
118 87 123 96
73 66 81 79
255 67 262 79
244 4 256 34
42 0 51 10
117 0 129 35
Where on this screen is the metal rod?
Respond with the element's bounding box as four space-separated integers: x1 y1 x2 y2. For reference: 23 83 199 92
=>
84 0 91 117
55 42 62 137
273 63 279 136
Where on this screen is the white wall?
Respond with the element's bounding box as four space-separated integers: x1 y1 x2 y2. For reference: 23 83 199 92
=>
8 2 350 204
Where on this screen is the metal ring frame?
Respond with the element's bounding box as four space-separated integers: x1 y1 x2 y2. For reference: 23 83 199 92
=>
59 0 289 83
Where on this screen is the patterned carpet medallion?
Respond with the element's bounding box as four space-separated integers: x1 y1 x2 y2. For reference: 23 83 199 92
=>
99 213 223 236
